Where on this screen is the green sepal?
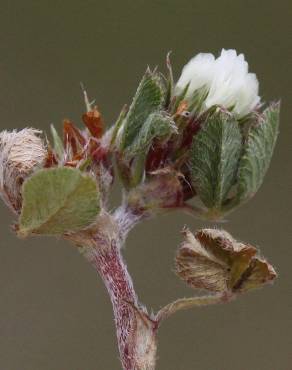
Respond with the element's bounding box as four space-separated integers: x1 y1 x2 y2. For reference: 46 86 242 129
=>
119 69 164 150
237 102 280 201
124 112 176 187
187 86 209 115
18 167 100 237
171 82 190 114
189 110 242 212
110 104 128 149
127 112 176 156
50 124 64 158
164 52 174 108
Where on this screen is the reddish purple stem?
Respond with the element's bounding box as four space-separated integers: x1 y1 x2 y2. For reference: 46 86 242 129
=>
83 240 139 370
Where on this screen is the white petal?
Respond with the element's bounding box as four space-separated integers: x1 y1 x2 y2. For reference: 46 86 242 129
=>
176 48 260 117
175 53 215 96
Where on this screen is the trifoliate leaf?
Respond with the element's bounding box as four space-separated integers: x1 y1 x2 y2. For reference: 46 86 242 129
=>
189 111 242 210
175 228 276 293
237 103 280 201
18 167 100 237
119 69 164 150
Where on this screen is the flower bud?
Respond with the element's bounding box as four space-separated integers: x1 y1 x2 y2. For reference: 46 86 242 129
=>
0 129 46 212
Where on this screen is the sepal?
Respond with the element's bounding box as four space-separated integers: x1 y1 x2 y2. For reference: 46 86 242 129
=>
118 69 165 151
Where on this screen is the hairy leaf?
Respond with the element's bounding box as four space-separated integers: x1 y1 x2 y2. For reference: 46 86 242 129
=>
50 124 64 158
127 112 176 156
236 258 277 293
18 167 100 237
176 228 276 293
237 103 280 201
119 70 164 150
176 229 231 292
189 111 242 209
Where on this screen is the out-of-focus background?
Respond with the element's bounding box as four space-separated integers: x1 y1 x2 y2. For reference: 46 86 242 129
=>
0 1 291 369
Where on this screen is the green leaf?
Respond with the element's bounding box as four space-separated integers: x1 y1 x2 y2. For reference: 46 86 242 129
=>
237 103 280 201
187 86 209 114
110 104 128 148
123 112 176 187
119 69 164 150
189 111 242 210
18 167 100 237
50 124 64 158
127 112 176 156
171 82 190 114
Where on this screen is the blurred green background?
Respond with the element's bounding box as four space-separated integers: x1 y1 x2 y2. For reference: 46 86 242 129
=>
0 1 291 369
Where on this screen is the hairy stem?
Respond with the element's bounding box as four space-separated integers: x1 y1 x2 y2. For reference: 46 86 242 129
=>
78 214 158 370
156 293 232 323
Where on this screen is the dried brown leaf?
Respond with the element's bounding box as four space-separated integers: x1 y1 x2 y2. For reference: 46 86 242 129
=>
176 228 276 293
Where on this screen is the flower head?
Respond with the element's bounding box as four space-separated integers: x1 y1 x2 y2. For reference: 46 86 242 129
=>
176 49 260 118
0 129 46 212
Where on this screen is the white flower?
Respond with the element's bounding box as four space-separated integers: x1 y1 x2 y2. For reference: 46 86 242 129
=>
175 49 260 118
175 53 215 94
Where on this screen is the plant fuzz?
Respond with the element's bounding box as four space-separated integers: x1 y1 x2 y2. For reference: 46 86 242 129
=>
0 49 280 370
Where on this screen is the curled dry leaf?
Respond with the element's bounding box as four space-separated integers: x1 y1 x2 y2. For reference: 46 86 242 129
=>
176 228 276 294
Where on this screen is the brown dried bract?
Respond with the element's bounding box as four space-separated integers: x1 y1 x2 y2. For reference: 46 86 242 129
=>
63 119 86 156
